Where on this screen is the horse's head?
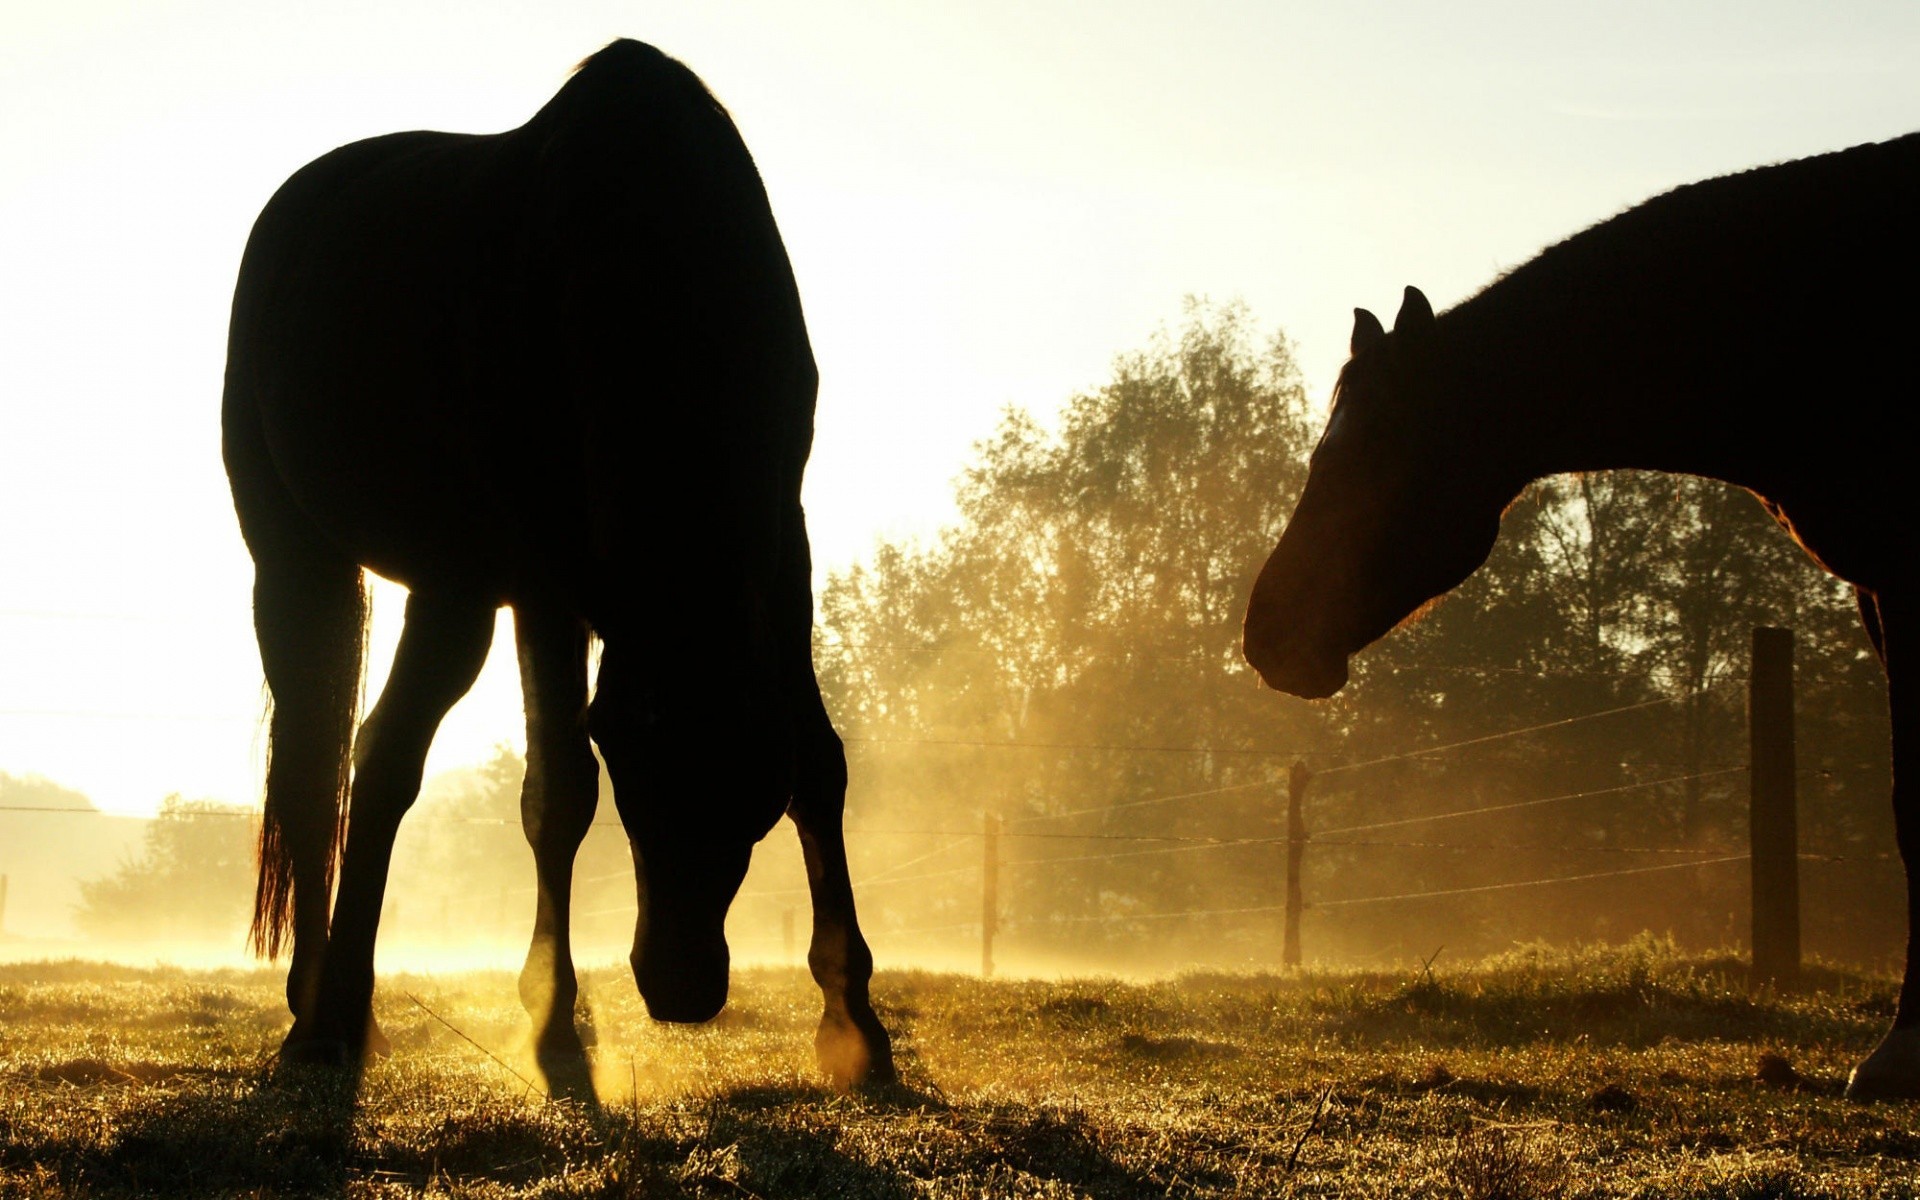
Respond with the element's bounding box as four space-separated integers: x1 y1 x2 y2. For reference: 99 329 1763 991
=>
1243 287 1514 697
588 633 792 1024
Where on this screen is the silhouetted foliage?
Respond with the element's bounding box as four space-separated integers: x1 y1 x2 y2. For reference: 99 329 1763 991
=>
0 773 93 813
819 301 1328 958
73 797 253 945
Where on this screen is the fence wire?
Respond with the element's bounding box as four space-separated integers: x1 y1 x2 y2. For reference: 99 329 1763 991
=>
4 671 1892 956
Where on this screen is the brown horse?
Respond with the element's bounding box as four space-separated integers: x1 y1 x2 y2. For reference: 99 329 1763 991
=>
223 39 893 1089
1243 132 1920 1099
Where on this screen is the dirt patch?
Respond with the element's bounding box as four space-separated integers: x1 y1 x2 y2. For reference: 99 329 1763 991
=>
1040 996 1111 1021
1114 1032 1237 1062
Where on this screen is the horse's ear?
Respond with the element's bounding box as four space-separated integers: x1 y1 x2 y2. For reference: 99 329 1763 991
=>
1394 286 1435 337
1351 308 1387 355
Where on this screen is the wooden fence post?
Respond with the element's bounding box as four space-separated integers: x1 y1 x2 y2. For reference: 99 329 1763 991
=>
1284 762 1311 967
1750 625 1800 986
982 812 1002 979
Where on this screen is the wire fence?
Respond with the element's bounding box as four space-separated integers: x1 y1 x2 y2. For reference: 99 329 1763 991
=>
1 660 1898 968
770 674 1892 961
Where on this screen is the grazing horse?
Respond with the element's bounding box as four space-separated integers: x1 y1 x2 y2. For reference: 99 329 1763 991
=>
1242 132 1920 1099
223 39 893 1089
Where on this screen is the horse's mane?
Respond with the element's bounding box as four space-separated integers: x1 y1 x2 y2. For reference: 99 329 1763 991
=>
1451 133 1920 326
1329 360 1357 407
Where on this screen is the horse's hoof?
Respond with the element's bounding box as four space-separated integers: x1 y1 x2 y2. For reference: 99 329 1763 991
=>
815 1012 897 1091
533 1025 590 1067
1846 1028 1920 1101
280 1014 385 1068
278 1035 356 1069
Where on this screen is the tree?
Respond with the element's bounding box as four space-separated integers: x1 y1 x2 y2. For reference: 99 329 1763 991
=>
74 796 254 945
819 301 1330 959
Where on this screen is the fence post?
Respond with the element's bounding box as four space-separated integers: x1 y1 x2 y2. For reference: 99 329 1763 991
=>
982 811 1002 979
1284 762 1311 967
1749 625 1800 986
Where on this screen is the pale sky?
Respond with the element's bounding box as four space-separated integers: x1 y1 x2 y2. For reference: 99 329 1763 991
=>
2 0 1916 816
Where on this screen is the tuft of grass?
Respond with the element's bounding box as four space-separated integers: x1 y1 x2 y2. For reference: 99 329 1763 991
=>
2 941 1918 1197
1445 1124 1566 1200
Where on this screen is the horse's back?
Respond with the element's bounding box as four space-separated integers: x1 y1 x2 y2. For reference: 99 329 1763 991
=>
225 126 536 593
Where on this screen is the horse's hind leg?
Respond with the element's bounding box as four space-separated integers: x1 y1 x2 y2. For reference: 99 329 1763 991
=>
250 551 365 1027
512 609 600 1071
1848 587 1920 1100
287 588 495 1064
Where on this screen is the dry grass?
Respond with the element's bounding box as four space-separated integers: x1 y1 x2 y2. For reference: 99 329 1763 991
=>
2 937 1918 1197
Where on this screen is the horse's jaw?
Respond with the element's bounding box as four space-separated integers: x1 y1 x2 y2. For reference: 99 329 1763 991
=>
1256 657 1350 700
1242 623 1351 699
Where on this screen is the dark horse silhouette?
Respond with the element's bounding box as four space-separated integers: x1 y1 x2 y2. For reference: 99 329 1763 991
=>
1243 133 1920 1099
223 40 893 1088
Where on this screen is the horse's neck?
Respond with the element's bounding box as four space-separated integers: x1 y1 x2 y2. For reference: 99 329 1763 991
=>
1436 285 1775 497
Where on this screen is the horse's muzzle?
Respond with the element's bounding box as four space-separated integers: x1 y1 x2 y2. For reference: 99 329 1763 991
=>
1244 632 1350 699
634 935 731 1023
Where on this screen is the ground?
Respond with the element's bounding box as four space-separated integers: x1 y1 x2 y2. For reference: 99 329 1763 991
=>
2 938 1918 1197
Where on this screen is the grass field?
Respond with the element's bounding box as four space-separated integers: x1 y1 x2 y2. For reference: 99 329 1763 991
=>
3 937 1918 1198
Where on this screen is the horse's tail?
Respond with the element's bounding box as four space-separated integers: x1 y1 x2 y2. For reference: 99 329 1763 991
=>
247 557 368 959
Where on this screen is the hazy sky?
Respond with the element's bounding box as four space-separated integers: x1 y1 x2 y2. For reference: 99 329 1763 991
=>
2 1 1917 815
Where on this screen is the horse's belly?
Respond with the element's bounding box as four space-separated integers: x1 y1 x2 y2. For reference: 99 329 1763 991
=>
262 403 493 588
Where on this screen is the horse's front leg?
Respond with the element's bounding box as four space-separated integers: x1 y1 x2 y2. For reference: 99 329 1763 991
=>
513 609 600 1077
789 699 896 1089
1847 587 1920 1099
286 590 495 1066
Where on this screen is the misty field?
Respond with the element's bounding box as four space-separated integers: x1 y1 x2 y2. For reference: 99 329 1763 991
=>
2 939 1917 1198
